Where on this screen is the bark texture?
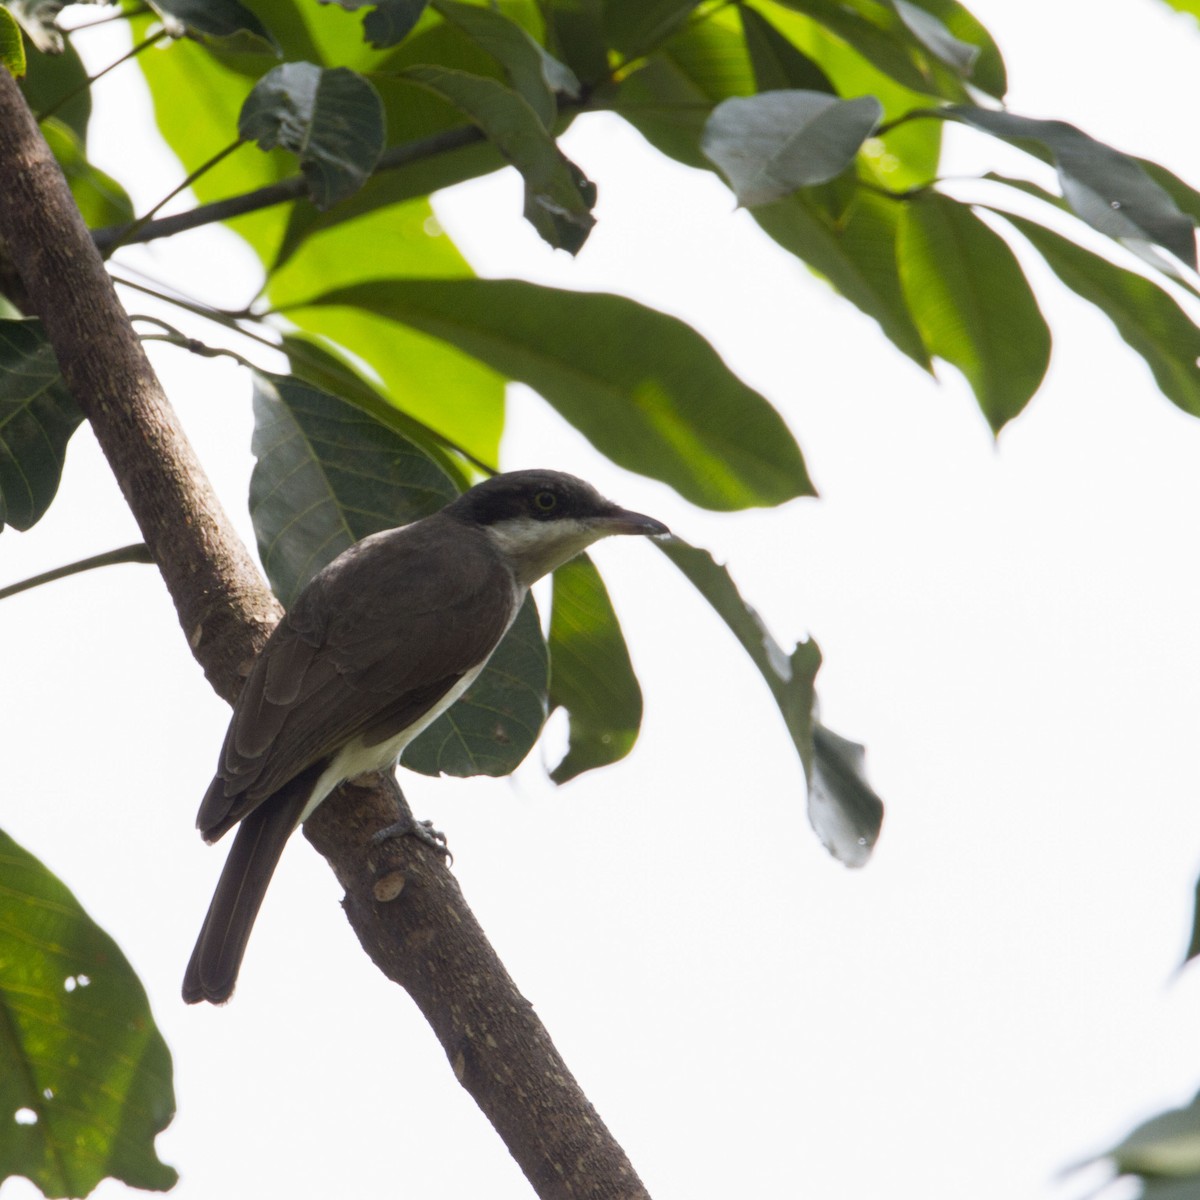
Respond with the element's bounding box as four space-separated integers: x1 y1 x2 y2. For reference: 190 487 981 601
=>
0 67 647 1200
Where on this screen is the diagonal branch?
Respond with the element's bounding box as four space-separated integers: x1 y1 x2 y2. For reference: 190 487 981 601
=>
0 67 647 1200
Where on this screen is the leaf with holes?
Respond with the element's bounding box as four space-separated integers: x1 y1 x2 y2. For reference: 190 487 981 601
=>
0 319 83 532
0 829 176 1196
239 63 385 209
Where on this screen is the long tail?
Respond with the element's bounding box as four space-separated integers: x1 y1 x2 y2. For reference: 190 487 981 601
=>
182 785 310 1005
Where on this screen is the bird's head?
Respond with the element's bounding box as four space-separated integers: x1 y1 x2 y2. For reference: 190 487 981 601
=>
446 470 670 586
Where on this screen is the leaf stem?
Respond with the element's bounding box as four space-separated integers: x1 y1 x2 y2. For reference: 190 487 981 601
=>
0 544 154 601
101 139 245 257
37 27 168 124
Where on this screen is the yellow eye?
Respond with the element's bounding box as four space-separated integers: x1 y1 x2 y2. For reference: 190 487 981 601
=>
533 490 558 512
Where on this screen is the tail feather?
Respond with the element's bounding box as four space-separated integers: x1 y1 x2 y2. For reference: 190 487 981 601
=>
183 776 316 1004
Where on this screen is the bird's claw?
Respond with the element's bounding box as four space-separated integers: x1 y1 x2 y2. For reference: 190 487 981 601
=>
371 816 452 863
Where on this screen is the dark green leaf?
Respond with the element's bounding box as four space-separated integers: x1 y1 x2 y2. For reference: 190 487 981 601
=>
774 0 940 96
896 0 1006 96
19 33 88 137
1138 157 1200 228
999 212 1200 418
401 64 595 252
540 0 607 88
42 117 134 228
1185 868 1200 967
655 538 882 865
740 6 835 94
239 62 386 209
280 333 472 488
403 595 549 777
249 372 457 605
0 319 83 532
944 106 1197 268
319 0 431 48
0 829 176 1196
752 187 931 369
603 0 703 57
894 0 976 75
296 278 813 510
548 554 642 783
897 194 1050 431
433 0 579 128
701 90 883 205
0 8 26 76
150 0 280 49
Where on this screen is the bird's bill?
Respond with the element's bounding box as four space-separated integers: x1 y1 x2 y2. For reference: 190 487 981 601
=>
596 507 671 537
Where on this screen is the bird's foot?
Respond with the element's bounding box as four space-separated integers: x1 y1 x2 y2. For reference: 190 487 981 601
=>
371 815 452 862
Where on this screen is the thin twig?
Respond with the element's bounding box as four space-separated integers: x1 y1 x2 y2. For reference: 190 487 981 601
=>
0 544 153 601
92 125 485 252
37 28 169 124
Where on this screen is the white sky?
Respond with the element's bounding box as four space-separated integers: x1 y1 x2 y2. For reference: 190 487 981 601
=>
5 2 1200 1198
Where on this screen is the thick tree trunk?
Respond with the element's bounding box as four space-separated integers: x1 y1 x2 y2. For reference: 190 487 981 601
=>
0 66 648 1200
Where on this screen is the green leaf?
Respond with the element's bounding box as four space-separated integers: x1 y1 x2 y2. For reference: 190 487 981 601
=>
897 194 1050 431
401 64 596 253
402 595 550 777
20 33 89 138
296 278 813 510
150 0 280 49
1155 0 1200 21
0 319 83 532
539 0 607 87
320 0 432 48
752 187 931 369
1138 157 1200 229
701 90 883 205
548 554 643 783
740 6 835 93
41 117 133 228
0 829 176 1196
895 0 1006 96
603 0 703 57
433 0 579 128
655 538 882 865
249 372 457 605
943 106 1197 268
893 0 976 75
0 8 26 76
239 62 386 209
998 212 1200 418
1185 867 1200 967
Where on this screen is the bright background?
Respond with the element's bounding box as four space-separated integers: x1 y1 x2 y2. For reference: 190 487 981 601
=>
4 2 1200 1197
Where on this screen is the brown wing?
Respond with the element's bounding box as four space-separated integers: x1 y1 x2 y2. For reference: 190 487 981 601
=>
197 515 517 840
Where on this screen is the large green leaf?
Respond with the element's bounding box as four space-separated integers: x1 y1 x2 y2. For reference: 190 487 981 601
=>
151 0 280 49
249 372 457 604
249 374 550 777
547 553 643 783
943 106 1197 269
602 0 704 58
401 595 550 777
293 278 813 510
897 0 1005 97
432 0 579 128
400 64 596 252
701 90 883 205
19 32 88 137
0 319 83 532
0 830 176 1196
656 538 883 865
239 62 386 209
897 194 1050 431
999 212 1200 418
752 187 931 368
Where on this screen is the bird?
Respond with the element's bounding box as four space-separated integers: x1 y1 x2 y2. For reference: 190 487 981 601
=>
183 469 669 1004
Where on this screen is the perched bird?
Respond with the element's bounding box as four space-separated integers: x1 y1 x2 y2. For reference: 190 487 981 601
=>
183 470 668 1004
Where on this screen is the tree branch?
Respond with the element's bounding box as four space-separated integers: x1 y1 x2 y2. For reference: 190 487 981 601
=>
92 124 485 253
0 67 648 1200
0 543 153 601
